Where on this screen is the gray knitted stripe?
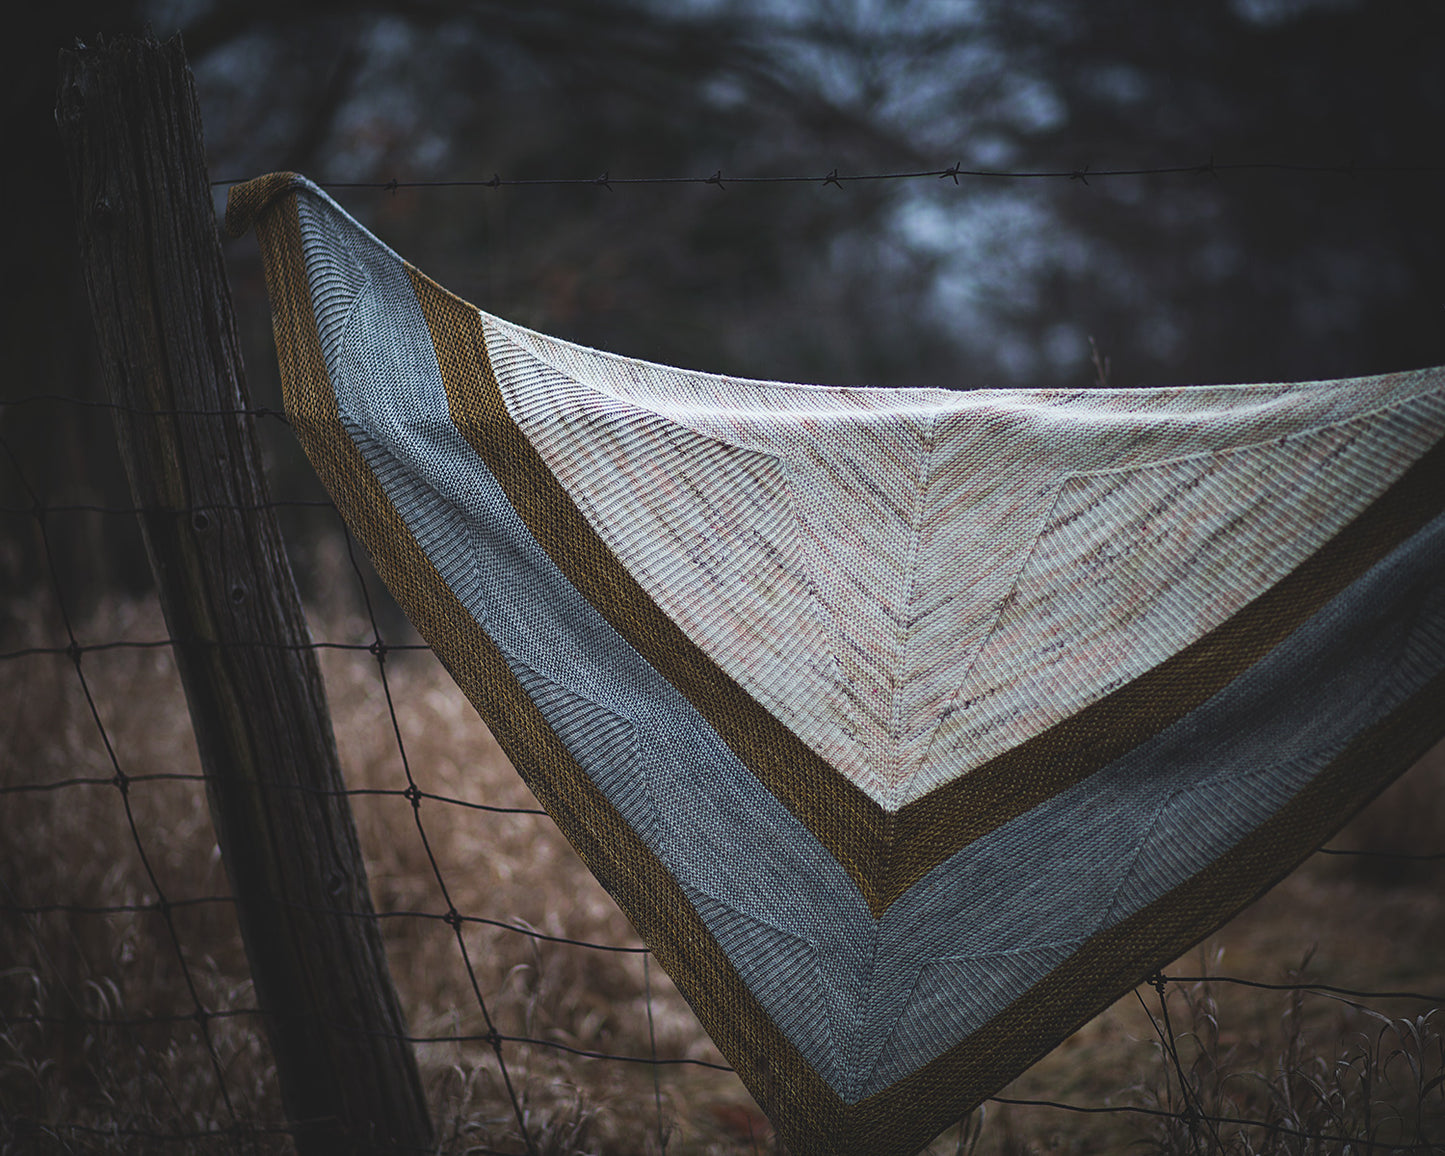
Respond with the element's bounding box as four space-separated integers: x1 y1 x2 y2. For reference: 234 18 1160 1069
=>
295 187 1445 1102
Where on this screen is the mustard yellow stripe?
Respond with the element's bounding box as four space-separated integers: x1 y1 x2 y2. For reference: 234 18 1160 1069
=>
407 256 1445 917
882 429 1445 907
236 174 1445 1155
855 666 1445 1147
242 185 862 1154
404 265 906 911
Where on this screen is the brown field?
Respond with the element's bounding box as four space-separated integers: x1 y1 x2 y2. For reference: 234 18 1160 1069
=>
2 581 1442 1155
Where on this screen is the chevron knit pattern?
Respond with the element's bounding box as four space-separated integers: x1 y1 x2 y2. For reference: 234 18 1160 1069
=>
227 172 1445 1156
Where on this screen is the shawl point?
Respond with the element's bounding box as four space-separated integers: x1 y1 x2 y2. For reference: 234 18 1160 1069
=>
224 171 306 238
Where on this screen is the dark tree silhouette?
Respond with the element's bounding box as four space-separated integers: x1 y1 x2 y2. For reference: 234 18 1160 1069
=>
972 0 1445 385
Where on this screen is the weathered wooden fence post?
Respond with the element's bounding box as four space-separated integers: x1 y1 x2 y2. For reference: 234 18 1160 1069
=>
57 34 435 1155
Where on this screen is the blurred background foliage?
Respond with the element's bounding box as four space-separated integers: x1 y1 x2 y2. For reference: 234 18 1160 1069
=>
4 0 1444 607
3 9 1443 1149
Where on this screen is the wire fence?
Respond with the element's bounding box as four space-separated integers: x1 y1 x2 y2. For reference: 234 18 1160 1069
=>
208 158 1445 194
3 391 1443 1154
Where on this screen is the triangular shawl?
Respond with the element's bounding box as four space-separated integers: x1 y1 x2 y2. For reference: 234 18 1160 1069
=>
227 173 1445 1156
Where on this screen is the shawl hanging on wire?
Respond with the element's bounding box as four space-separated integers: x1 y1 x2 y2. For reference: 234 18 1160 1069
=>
227 173 1445 1156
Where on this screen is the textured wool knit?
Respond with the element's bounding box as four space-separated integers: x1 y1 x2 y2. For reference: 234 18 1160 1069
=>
228 172 1445 1156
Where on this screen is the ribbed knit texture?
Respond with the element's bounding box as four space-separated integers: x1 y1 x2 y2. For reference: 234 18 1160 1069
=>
229 172 1445 1156
491 314 1444 805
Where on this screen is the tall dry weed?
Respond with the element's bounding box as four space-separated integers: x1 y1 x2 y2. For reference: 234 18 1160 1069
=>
1131 960 1444 1154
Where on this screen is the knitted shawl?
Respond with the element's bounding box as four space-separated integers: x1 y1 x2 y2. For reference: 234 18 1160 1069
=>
228 173 1445 1156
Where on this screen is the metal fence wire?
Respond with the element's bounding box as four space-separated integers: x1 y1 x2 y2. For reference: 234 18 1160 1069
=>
3 386 1443 1154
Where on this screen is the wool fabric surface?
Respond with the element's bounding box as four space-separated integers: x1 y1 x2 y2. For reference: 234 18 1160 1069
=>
227 172 1445 1156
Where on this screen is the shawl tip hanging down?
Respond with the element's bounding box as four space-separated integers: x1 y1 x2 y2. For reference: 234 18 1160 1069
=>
229 172 1445 1156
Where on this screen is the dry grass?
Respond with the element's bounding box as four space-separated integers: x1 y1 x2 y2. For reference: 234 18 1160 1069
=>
2 582 1442 1155
1128 970 1443 1155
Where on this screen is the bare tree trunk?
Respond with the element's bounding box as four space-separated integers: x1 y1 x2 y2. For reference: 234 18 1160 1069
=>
57 34 435 1156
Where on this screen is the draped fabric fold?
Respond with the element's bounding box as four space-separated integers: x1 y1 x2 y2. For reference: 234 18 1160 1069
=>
228 172 1445 1156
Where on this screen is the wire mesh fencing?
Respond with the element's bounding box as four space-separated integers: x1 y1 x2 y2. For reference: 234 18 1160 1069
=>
2 393 1443 1155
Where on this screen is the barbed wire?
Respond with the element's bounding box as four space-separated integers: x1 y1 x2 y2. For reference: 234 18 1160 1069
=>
7 893 1438 1005
1166 973 1445 1006
208 158 1445 194
1316 845 1445 862
0 498 335 515
1137 975 1227 1153
0 639 433 661
0 766 544 816
1 393 290 423
2 896 641 956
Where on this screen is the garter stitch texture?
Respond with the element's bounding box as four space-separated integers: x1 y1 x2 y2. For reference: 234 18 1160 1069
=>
228 172 1445 1156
